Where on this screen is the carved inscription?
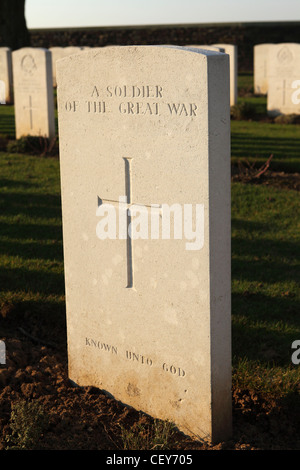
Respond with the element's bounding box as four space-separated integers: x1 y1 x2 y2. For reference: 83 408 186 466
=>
85 337 186 377
85 337 118 354
64 84 198 118
277 46 293 65
21 54 37 75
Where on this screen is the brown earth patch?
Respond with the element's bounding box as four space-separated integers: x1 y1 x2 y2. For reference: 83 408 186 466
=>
232 165 300 191
0 302 299 451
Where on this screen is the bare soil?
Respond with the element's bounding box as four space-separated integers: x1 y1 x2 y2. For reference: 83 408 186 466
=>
0 173 299 451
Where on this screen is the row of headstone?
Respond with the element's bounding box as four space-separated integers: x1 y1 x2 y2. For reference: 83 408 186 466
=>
254 43 300 116
0 46 90 139
56 45 232 444
0 46 90 103
0 47 13 104
0 44 238 141
1 43 233 443
49 46 90 86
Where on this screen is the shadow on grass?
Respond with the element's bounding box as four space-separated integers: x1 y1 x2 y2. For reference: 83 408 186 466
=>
232 217 300 366
232 241 299 284
0 187 63 261
0 103 58 138
232 218 299 285
0 178 65 312
231 132 300 172
0 191 62 221
0 177 62 229
0 265 64 296
0 237 62 262
0 106 16 137
0 297 67 352
232 292 299 366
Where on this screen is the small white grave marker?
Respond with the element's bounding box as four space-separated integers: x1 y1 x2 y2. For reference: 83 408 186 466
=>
12 47 55 139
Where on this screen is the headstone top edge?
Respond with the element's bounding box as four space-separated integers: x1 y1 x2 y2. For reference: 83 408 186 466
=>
55 45 224 69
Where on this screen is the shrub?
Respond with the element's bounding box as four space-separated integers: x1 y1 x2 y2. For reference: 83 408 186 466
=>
273 114 300 124
231 101 256 121
6 135 59 157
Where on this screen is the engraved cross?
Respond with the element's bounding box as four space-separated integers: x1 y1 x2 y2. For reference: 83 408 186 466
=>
98 158 162 290
276 79 288 106
23 95 38 129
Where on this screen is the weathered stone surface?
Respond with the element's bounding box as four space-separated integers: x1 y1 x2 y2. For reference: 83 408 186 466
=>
254 43 273 95
214 44 238 106
267 43 300 116
57 46 231 443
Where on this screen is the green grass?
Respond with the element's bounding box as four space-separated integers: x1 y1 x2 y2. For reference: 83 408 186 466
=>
1 79 299 173
238 72 254 94
0 152 64 316
231 120 300 172
231 183 300 393
0 73 299 401
234 72 300 172
120 419 176 450
0 105 15 137
0 151 299 400
5 400 49 450
0 101 58 139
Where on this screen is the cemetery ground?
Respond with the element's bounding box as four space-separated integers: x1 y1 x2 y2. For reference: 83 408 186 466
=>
0 74 299 451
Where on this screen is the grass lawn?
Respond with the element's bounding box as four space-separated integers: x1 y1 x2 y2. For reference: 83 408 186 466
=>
1 83 300 173
231 119 300 172
0 105 15 137
232 182 299 394
0 152 64 322
0 103 58 139
0 75 299 431
0 159 299 401
233 72 300 172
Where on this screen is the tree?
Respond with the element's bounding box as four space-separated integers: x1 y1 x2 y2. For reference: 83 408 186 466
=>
0 0 30 49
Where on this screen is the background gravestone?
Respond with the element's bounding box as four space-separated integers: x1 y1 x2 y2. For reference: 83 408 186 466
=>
12 47 55 139
254 43 274 95
50 46 86 87
57 46 232 443
187 45 237 106
49 46 66 87
267 43 300 116
214 44 238 106
0 47 13 104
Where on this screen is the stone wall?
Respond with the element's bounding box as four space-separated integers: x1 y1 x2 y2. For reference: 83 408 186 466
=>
29 22 300 72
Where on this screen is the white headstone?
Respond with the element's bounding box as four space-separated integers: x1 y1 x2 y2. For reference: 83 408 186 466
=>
0 47 13 104
12 48 55 139
254 43 273 95
267 43 300 116
57 46 232 444
50 46 85 87
0 80 5 104
49 47 66 87
187 45 237 106
214 44 238 106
